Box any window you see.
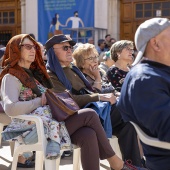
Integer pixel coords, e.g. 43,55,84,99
0,11,15,24
135,1,170,18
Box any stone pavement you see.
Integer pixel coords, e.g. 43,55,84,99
0,140,110,170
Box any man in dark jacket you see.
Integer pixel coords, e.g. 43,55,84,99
117,18,170,170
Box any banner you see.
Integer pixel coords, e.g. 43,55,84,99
38,0,94,44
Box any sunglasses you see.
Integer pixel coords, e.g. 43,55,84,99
20,44,38,50
53,45,73,51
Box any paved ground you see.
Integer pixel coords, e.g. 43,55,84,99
0,140,110,170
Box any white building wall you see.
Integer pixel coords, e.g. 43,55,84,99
95,0,108,29
21,0,38,39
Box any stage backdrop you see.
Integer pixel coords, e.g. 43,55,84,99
38,0,94,44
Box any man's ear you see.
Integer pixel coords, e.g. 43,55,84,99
150,37,160,52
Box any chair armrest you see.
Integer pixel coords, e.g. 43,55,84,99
11,115,44,143
130,121,170,150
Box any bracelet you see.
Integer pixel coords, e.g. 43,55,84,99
94,81,102,84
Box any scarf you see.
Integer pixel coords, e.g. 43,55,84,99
0,34,53,96
46,47,93,91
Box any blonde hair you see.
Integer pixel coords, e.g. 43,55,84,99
72,43,98,70
110,40,133,62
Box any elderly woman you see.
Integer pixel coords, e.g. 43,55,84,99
72,43,115,94
107,40,134,92
45,34,147,169
0,34,71,167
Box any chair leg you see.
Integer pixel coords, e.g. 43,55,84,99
9,141,15,157
0,123,4,147
45,159,56,170
56,155,61,170
11,151,19,170
35,151,44,170
109,136,122,159
73,147,81,170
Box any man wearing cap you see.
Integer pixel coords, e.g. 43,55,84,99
117,18,170,170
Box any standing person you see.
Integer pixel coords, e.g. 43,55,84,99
107,40,134,92
45,34,145,168
117,18,170,170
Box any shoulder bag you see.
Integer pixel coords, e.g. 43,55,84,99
45,89,80,122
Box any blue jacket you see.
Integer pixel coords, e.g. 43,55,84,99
117,60,170,170
84,101,112,138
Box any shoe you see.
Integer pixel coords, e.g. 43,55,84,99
17,160,35,168
122,160,148,170
61,151,72,159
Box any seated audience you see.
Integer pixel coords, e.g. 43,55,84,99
45,34,145,168
107,40,134,92
105,34,111,50
87,37,94,44
110,37,116,45
99,51,115,75
117,17,170,170
72,43,115,94
96,39,107,55
0,34,70,167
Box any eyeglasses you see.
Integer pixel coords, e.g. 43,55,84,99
126,47,134,54
20,44,38,50
53,45,73,51
84,56,98,62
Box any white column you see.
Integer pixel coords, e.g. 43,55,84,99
25,0,38,40
108,0,120,40
20,0,26,33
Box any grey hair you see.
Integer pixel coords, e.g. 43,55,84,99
110,40,133,62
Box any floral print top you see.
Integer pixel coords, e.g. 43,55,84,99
19,80,46,101
107,66,128,92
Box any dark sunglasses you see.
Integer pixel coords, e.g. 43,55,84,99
20,44,38,50
53,45,73,51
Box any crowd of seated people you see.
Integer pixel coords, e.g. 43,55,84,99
0,32,152,170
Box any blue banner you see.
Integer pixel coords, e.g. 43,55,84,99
38,0,94,44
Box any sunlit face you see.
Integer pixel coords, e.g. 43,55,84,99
83,52,99,71
154,26,170,65
19,38,36,68
53,42,73,67
118,46,134,63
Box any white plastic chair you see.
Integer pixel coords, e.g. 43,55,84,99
130,121,170,150
109,135,122,159
0,112,11,147
10,114,81,170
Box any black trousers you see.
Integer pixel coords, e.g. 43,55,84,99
110,105,142,166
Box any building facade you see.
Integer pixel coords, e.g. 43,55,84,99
0,0,170,45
